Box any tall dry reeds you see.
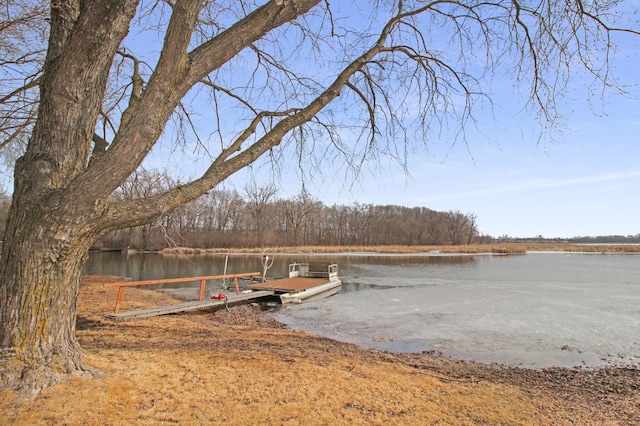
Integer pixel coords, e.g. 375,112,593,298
159,243,640,256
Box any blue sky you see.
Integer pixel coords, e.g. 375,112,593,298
257,99,640,239
333,84,640,238
139,2,640,240
217,46,640,239
203,84,640,239
0,2,636,239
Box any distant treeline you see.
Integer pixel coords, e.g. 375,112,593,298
1,182,635,250
95,183,483,250
495,235,640,244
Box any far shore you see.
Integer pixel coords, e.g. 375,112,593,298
149,242,640,256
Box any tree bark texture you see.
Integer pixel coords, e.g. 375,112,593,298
0,204,98,397
0,0,138,397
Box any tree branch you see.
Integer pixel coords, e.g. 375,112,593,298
76,0,323,205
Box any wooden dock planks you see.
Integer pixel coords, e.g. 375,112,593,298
106,290,275,319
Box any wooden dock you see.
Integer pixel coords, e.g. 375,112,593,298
106,290,275,320
103,264,341,319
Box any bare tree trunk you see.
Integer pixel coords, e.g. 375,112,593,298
0,199,98,398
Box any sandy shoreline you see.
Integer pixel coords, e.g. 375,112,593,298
1,276,638,425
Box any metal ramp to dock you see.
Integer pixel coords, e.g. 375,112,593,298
102,272,265,319
106,290,274,319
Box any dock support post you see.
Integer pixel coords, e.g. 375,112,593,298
115,287,125,313
234,277,239,294
199,279,207,300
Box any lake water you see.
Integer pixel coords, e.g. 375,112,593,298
84,251,640,369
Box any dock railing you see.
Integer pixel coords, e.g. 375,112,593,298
288,262,338,279
103,272,260,313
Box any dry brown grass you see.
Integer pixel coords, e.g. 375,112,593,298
1,276,637,425
160,243,640,256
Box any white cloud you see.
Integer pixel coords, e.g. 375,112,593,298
424,170,640,201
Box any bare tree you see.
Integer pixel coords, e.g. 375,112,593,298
0,190,10,239
210,189,245,234
466,213,478,245
244,182,279,246
445,210,468,245
0,0,638,397
278,188,321,245
325,204,350,245
0,1,48,172
110,168,178,249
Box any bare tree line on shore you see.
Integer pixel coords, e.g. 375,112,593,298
93,170,481,250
